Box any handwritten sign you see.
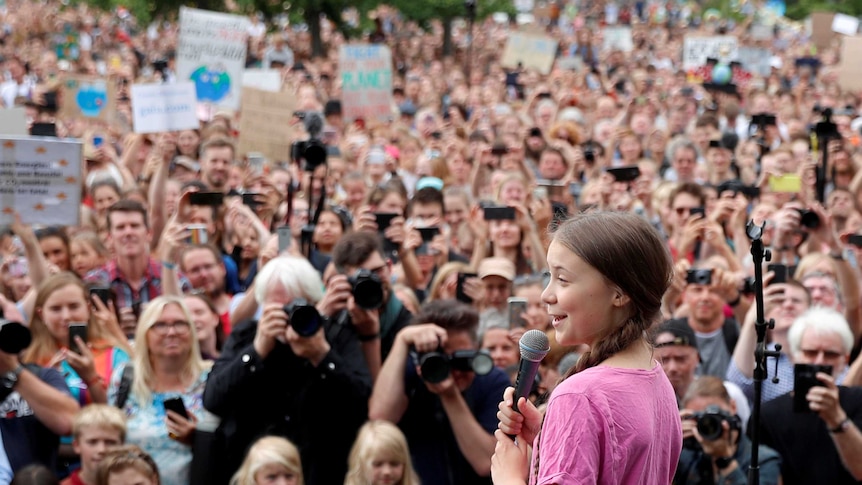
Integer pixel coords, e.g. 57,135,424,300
177,7,249,111
339,44,394,122
0,137,82,225
736,47,772,77
60,75,116,122
501,33,558,75
242,69,282,92
131,82,199,134
682,36,738,70
811,12,836,49
237,87,299,163
0,108,27,136
602,26,633,52
838,36,862,92
832,13,859,36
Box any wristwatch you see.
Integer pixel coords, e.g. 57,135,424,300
0,365,24,391
830,417,852,434
714,456,734,470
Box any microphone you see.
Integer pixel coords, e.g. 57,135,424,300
512,329,550,413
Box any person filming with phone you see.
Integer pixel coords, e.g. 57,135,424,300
757,307,862,484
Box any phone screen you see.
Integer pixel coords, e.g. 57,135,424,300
68,323,88,354
277,226,291,253
507,297,528,329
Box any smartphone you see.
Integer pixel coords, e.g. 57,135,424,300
189,192,224,206
848,234,862,248
186,224,208,245
537,180,566,198
248,152,265,175
417,227,440,242
277,226,291,253
68,323,88,354
769,174,802,193
533,186,548,201
456,272,478,304
89,286,112,306
793,364,832,413
607,165,641,182
507,297,528,329
689,207,706,218
374,213,399,232
93,135,104,148
767,264,790,284
242,192,262,207
30,122,58,137
483,206,516,221
163,397,189,419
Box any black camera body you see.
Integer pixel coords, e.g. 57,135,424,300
686,269,713,286
691,405,741,441
795,208,821,229
412,348,494,383
283,298,323,337
291,138,327,172
348,269,385,310
0,319,32,355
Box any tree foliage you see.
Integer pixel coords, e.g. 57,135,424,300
784,0,862,20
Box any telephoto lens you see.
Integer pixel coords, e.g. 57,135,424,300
283,299,323,337
416,351,450,384
348,269,384,310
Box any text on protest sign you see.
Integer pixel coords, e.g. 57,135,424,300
501,33,559,75
0,137,82,226
339,45,394,122
177,7,249,111
131,82,200,134
682,36,739,70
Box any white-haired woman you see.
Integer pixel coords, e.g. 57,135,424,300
108,295,212,485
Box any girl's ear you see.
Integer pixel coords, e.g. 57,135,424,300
613,289,630,308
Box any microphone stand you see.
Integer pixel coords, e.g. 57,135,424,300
814,107,838,204
301,170,327,261
746,221,782,485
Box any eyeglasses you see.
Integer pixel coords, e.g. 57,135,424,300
800,348,844,361
150,320,191,335
674,207,698,216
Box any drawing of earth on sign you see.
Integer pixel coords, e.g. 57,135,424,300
74,81,108,117
190,65,231,102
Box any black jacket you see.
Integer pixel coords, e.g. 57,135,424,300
202,317,371,485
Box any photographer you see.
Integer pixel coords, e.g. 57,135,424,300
369,299,509,485
203,256,371,485
676,376,781,485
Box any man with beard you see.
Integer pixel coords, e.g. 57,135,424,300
180,244,232,331
198,137,234,193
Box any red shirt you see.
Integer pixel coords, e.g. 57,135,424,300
60,470,88,485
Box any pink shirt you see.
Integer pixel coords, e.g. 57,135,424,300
530,362,681,485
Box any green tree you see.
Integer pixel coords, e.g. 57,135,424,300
393,0,516,56
783,0,862,20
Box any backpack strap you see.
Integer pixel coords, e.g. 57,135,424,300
115,364,134,409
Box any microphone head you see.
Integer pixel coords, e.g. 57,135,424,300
519,329,550,362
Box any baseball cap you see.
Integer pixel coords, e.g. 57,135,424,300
478,257,516,282
653,319,698,350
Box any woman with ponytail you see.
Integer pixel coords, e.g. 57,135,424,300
492,211,682,484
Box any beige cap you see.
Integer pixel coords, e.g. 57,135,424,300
478,257,516,281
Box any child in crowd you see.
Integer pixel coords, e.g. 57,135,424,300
94,446,159,485
345,420,420,485
61,405,127,485
230,436,304,485
69,231,109,279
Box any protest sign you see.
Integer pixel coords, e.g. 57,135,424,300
177,7,249,111
0,108,27,136
0,136,82,225
237,87,299,162
59,75,116,122
736,47,772,77
339,44,394,122
602,26,633,52
131,82,199,134
838,36,862,92
242,69,282,92
682,36,738,70
501,32,559,75
832,13,859,36
811,12,836,48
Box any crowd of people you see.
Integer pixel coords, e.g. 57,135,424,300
2,0,862,483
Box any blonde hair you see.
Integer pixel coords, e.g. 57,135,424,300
230,436,304,485
130,296,209,406
24,272,129,365
427,262,468,302
95,445,160,485
794,252,839,281
345,421,420,485
73,404,127,442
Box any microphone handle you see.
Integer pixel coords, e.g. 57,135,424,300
508,358,541,439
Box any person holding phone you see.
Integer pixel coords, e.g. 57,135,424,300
758,307,862,484
493,212,681,485
108,296,212,485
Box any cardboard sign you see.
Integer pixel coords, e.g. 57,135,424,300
339,44,394,122
501,33,559,75
59,75,116,122
0,136,82,225
838,36,862,92
237,87,299,163
242,69,282,92
682,36,738,69
736,47,772,77
0,108,27,136
832,13,860,36
131,82,199,134
811,12,836,48
602,26,633,52
177,7,249,111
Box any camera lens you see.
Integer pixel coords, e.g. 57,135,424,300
470,351,494,376
796,209,821,229
418,352,450,384
0,320,32,354
284,300,322,337
696,414,724,441
352,271,384,310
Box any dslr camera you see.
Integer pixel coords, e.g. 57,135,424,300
347,269,385,310
795,208,821,229
283,299,324,337
0,309,31,354
411,348,494,384
291,111,328,172
689,405,742,441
